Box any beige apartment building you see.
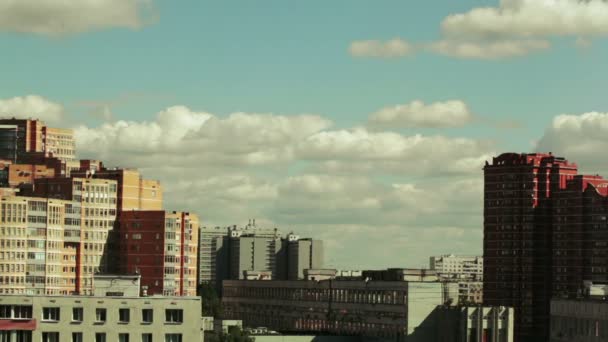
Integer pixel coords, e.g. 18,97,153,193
42,127,75,162
0,294,203,342
0,176,118,296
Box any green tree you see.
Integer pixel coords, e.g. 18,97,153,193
198,283,223,317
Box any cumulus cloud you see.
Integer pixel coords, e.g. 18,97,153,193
71,103,493,266
0,0,155,36
368,100,473,128
296,128,494,175
351,0,608,60
428,39,550,59
536,112,608,173
441,0,608,39
349,38,414,58
75,105,332,168
0,95,65,123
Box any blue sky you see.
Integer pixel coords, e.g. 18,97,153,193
2,0,608,267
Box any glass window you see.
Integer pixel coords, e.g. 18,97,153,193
142,334,153,342
42,332,59,342
165,309,183,323
42,307,60,321
72,308,83,322
119,308,130,323
142,309,153,323
95,308,107,323
95,333,106,342
72,332,83,342
164,334,182,342
119,334,130,342
14,331,32,342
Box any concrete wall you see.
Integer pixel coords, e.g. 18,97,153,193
0,295,204,341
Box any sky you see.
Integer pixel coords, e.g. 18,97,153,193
1,0,608,269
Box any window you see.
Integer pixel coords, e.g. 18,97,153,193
13,306,32,319
42,332,59,342
72,307,83,322
95,308,107,323
14,331,32,342
142,334,153,342
142,309,153,323
72,332,83,342
0,305,32,319
119,334,130,342
95,333,106,342
42,307,60,321
165,309,183,323
164,334,182,342
119,308,130,323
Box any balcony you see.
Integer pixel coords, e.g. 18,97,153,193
0,318,37,331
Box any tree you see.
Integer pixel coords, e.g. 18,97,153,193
198,283,223,318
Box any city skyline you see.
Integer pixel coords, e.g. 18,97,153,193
2,0,608,269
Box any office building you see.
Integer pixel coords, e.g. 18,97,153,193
199,224,329,290
437,306,514,342
550,282,608,342
197,226,231,290
118,210,199,297
222,278,444,341
0,294,204,342
286,234,324,280
430,255,483,281
484,153,578,342
228,228,284,280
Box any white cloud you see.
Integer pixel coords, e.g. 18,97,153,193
72,103,492,267
0,95,65,124
428,39,550,59
0,0,154,36
75,106,332,168
368,100,473,128
349,38,413,58
441,0,608,39
296,128,494,175
352,0,608,60
536,112,608,173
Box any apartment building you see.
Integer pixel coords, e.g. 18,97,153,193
71,165,162,211
0,119,75,163
484,153,578,342
118,211,199,297
0,294,203,342
0,176,118,296
222,279,443,341
41,127,75,162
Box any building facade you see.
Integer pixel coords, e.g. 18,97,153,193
483,153,578,342
198,225,324,291
0,119,75,163
0,294,203,342
550,298,608,342
430,255,483,281
437,306,514,342
118,210,199,297
287,234,324,281
222,279,443,341
0,180,117,296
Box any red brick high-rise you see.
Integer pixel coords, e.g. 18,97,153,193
118,210,199,297
483,153,577,342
